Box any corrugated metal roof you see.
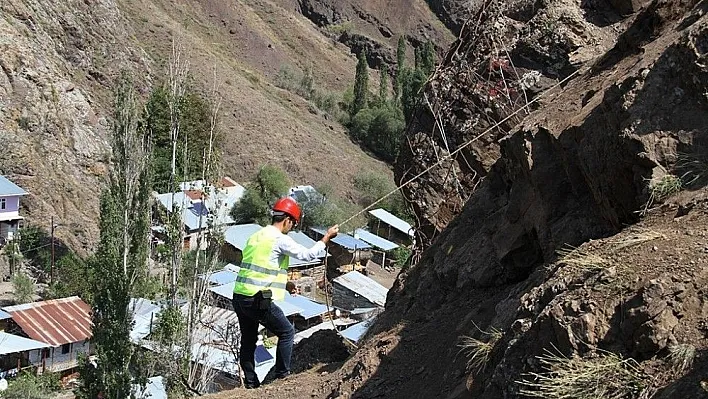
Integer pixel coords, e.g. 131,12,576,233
0,331,51,354
353,229,399,251
288,231,327,267
199,269,239,286
284,294,328,319
310,227,372,250
223,224,263,250
333,271,388,308
368,209,415,237
0,175,27,196
0,309,11,319
3,296,92,346
156,183,241,231
274,299,303,317
341,318,375,343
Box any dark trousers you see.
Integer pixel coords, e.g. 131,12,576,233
232,293,295,387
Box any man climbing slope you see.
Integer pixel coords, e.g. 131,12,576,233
232,196,339,388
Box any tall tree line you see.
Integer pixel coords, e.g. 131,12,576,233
348,37,436,163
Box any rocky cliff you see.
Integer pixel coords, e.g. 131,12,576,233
213,0,708,397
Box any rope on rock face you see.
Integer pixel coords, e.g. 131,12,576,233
319,67,583,350
337,67,582,228
322,244,359,350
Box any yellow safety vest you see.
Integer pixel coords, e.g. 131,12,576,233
233,226,289,301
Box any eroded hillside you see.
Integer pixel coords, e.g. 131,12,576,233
0,0,457,250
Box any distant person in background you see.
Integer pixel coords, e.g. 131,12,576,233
232,197,338,388
286,281,298,296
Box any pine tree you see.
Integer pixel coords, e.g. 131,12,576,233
379,65,389,105
351,49,369,117
78,72,152,399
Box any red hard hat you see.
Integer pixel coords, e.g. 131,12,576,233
272,197,301,221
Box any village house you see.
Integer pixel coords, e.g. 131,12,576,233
332,271,389,311
0,331,51,379
2,296,92,376
352,228,399,269
153,177,245,252
368,208,415,246
0,175,27,245
308,227,372,268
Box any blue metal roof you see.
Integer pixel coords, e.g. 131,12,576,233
0,309,11,319
284,294,328,319
310,227,371,250
273,299,304,317
255,345,274,363
368,209,414,237
199,269,238,285
223,224,263,250
0,175,27,196
353,229,399,251
0,331,51,355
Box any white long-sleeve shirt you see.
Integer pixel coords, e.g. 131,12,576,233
266,226,326,268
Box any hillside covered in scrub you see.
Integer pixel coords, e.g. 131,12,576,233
210,0,708,398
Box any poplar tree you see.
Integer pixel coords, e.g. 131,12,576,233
78,72,152,398
351,50,369,117
379,65,389,105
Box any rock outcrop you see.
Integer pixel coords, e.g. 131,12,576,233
324,0,708,397
0,0,150,251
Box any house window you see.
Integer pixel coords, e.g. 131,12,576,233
61,343,71,354
0,198,5,210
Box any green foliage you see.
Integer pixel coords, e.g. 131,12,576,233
144,83,219,193
132,274,164,300
401,67,428,124
11,272,34,304
351,50,369,117
392,246,411,269
378,65,389,105
46,253,94,303
350,103,405,162
153,304,185,346
78,72,152,399
230,165,291,225
18,225,51,273
2,372,60,399
300,195,364,233
353,170,411,220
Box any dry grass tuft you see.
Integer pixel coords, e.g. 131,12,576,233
641,174,683,216
667,343,696,374
518,348,650,399
458,327,503,373
556,245,610,274
609,230,666,252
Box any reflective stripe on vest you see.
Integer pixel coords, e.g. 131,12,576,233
233,226,289,301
